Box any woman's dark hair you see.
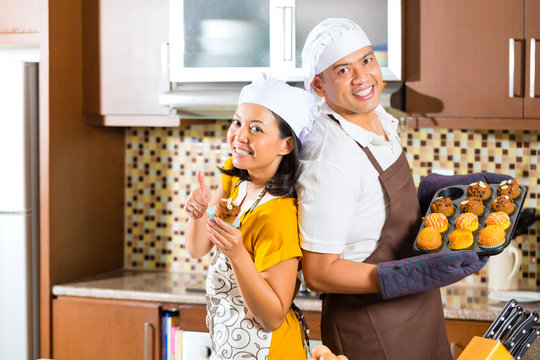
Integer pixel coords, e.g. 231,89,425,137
219,111,302,198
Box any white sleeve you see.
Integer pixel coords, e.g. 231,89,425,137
297,160,359,254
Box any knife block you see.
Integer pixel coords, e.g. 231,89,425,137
458,336,513,360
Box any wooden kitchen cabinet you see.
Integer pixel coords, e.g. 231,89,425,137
171,303,323,340
53,296,161,360
445,319,491,358
82,0,177,126
405,0,540,129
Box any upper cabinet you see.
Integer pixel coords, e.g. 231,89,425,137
162,0,402,118
0,0,39,43
83,0,176,126
524,0,540,118
168,0,402,83
405,0,540,128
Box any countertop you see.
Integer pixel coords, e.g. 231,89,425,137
52,269,540,319
53,269,540,358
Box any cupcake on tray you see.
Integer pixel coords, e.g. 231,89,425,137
491,195,515,215
417,227,443,251
497,179,520,199
448,228,474,250
478,225,506,250
430,197,455,217
459,197,484,216
424,213,449,232
467,181,491,200
455,212,479,232
485,212,511,230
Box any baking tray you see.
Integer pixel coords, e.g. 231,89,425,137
414,183,528,256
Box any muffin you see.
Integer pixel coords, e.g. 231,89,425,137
485,211,511,230
417,227,443,250
448,228,474,250
460,197,484,216
424,213,449,232
478,225,506,249
214,198,241,223
491,195,515,214
455,212,479,231
497,179,520,199
430,197,455,217
467,181,491,200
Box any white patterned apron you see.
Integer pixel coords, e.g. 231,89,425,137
206,248,272,360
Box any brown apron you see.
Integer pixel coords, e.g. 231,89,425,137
320,126,452,359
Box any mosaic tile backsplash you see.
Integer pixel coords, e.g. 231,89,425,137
125,123,540,288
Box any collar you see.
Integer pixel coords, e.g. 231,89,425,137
320,101,399,147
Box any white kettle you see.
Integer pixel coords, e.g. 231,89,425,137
488,240,522,292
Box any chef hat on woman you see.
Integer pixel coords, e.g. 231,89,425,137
301,18,372,93
238,73,317,143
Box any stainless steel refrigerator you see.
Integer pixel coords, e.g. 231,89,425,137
0,57,39,360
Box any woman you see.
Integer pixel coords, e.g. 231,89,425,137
184,73,316,359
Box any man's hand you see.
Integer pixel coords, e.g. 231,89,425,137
377,251,488,299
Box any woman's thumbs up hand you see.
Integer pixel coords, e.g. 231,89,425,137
185,170,211,219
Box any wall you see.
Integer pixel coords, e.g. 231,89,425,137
125,124,539,289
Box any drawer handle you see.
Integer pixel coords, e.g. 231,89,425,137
531,38,536,98
144,322,154,360
509,38,515,98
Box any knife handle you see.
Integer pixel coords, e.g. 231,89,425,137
484,298,518,339
513,328,540,359
502,308,530,348
506,311,538,350
492,306,524,341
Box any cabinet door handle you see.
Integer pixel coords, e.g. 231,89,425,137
531,38,536,98
509,38,515,98
144,322,154,360
161,42,171,92
281,6,293,62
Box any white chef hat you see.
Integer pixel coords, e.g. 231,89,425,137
301,18,372,92
238,73,317,143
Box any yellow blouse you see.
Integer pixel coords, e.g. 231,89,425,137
221,157,306,359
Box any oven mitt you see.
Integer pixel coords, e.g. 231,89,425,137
417,172,513,215
377,251,488,300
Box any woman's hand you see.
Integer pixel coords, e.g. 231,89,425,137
185,171,211,219
207,217,245,259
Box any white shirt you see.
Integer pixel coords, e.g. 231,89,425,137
297,102,403,262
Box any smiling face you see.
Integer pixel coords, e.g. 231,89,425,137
227,103,293,182
311,46,383,123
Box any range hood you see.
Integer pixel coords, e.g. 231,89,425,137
159,82,405,120
159,83,247,119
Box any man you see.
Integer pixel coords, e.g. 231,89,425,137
297,18,486,359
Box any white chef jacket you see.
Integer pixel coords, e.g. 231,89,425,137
297,101,403,262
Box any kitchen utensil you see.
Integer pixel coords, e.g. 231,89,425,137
488,240,522,292
414,184,528,256
511,327,540,359
457,336,514,360
492,305,523,341
489,291,540,303
484,299,519,339
502,311,538,349
501,309,529,348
